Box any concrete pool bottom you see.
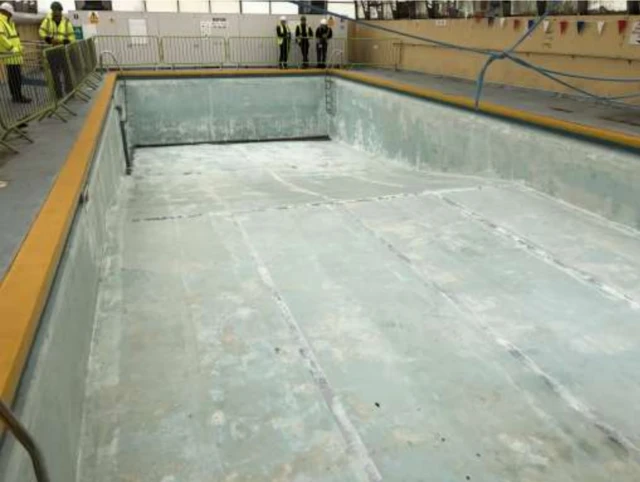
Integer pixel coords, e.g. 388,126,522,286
78,140,640,481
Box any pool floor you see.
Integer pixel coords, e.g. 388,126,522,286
78,141,640,481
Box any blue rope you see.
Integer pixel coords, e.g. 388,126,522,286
474,12,548,108
287,2,640,109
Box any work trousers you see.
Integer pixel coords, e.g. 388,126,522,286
279,41,289,69
49,49,73,99
299,39,310,68
316,41,328,68
5,64,23,101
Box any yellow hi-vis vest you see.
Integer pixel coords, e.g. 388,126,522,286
39,13,75,44
0,13,22,65
276,24,290,45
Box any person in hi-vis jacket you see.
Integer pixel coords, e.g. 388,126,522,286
295,16,313,68
276,16,291,69
315,18,333,69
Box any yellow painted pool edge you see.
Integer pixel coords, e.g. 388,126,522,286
1,68,638,405
0,74,117,403
331,70,640,150
119,68,327,78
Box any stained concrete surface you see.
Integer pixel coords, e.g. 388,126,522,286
0,94,98,279
79,140,640,481
358,69,640,137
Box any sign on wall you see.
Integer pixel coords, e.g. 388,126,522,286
201,18,228,37
630,21,640,45
89,12,99,24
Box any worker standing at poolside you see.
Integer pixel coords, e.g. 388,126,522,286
276,16,291,69
0,2,30,103
39,1,75,99
295,16,314,69
315,18,333,69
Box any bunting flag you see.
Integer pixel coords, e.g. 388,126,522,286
559,20,569,34
513,19,521,30
597,20,605,35
488,16,495,27
543,20,550,33
618,19,628,34
577,20,586,34
500,18,506,28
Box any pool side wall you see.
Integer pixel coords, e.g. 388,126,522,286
0,85,126,482
330,76,640,229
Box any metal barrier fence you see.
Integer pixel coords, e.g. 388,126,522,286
93,35,353,69
162,36,226,67
94,36,163,68
0,38,100,153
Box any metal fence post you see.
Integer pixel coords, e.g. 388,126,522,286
158,36,165,66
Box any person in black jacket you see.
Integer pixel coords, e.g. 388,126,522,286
276,16,291,69
315,18,333,69
295,16,314,68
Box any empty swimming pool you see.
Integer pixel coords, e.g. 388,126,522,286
2,71,640,482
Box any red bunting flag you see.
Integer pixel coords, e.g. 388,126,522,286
513,19,521,30
559,20,568,34
618,19,628,34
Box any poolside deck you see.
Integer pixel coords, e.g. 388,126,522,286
78,140,640,481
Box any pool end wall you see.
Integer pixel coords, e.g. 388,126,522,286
0,81,126,482
126,76,328,147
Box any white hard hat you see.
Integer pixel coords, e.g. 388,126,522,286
280,16,286,21
320,18,327,25
0,2,14,14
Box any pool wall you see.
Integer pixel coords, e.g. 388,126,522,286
330,77,640,229
0,87,127,482
125,76,328,147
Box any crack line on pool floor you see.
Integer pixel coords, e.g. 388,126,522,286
437,194,640,311
129,185,482,224
339,201,640,457
205,179,382,482
233,215,382,482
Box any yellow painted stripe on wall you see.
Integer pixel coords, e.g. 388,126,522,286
0,74,117,403
332,70,640,150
